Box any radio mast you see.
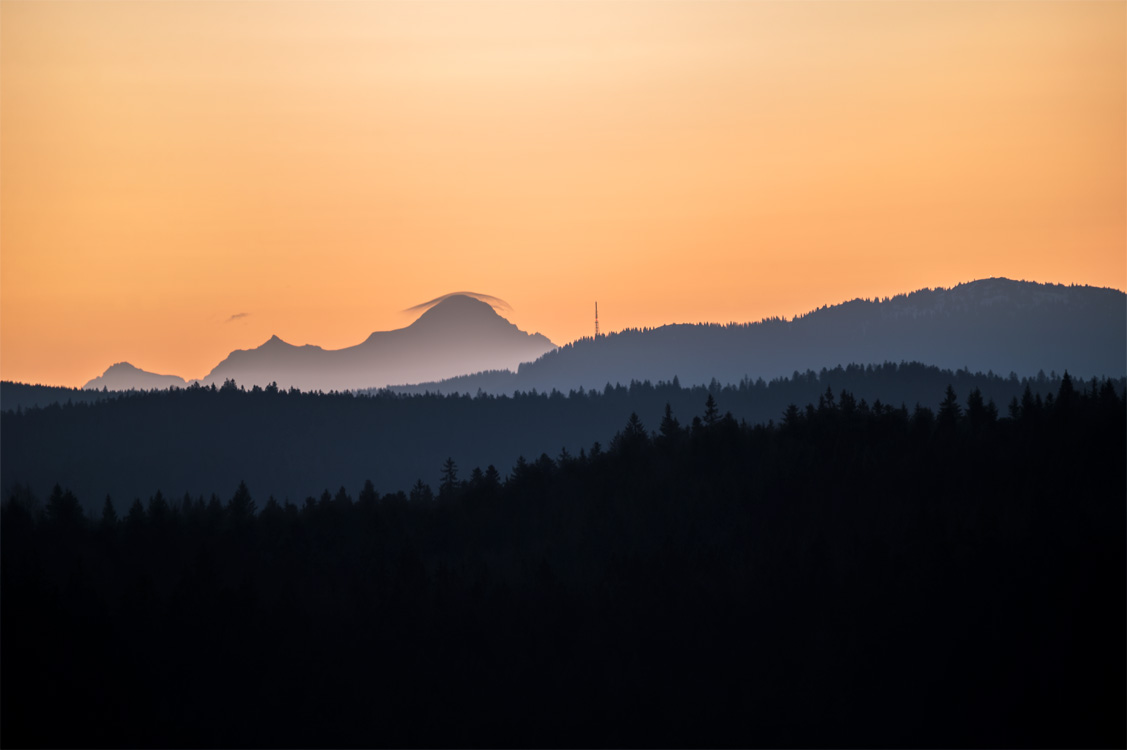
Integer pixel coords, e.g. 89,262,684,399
595,302,599,338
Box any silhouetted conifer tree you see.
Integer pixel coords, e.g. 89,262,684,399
260,496,283,524
410,479,433,504
469,467,485,488
147,490,169,526
100,495,118,530
1057,370,1076,410
358,479,378,509
228,481,256,521
45,484,83,528
966,388,989,433
125,498,146,533
819,386,836,412
206,493,225,528
332,486,352,509
1021,384,1039,419
938,385,961,431
703,394,720,426
440,457,459,498
483,465,502,490
658,403,682,444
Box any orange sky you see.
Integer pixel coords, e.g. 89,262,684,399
2,1,1124,387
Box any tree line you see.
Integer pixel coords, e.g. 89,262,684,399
2,375,1123,748
4,361,1117,512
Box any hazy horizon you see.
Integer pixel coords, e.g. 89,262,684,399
4,276,1124,389
0,277,1116,393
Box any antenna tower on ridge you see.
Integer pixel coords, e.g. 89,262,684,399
595,301,600,338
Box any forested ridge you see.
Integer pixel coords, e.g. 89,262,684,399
5,361,1118,512
3,375,1123,748
386,279,1127,394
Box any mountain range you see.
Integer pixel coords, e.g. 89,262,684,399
388,278,1126,395
84,295,557,392
80,278,1126,394
83,362,188,391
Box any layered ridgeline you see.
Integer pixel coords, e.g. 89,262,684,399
388,279,1126,395
76,279,1124,396
6,364,1121,514
81,295,556,393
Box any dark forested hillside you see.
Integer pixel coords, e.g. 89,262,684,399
3,377,1123,748
1,381,118,412
4,363,1117,512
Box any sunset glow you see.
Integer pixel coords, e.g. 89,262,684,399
3,0,1124,387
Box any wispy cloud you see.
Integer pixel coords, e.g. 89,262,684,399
226,312,250,323
403,292,512,315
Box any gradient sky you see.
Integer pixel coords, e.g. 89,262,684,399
2,1,1124,387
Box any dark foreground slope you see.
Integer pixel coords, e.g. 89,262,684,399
3,379,1123,748
4,364,1118,512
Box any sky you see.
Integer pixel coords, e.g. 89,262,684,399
2,0,1124,387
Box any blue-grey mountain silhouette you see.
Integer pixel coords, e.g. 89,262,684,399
388,278,1126,395
196,294,556,391
83,362,187,391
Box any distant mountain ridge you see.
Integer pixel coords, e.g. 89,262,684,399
83,295,557,392
387,278,1126,395
82,279,1125,394
197,295,556,391
83,362,187,391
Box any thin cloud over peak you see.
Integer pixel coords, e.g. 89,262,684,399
226,312,250,323
403,292,513,316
